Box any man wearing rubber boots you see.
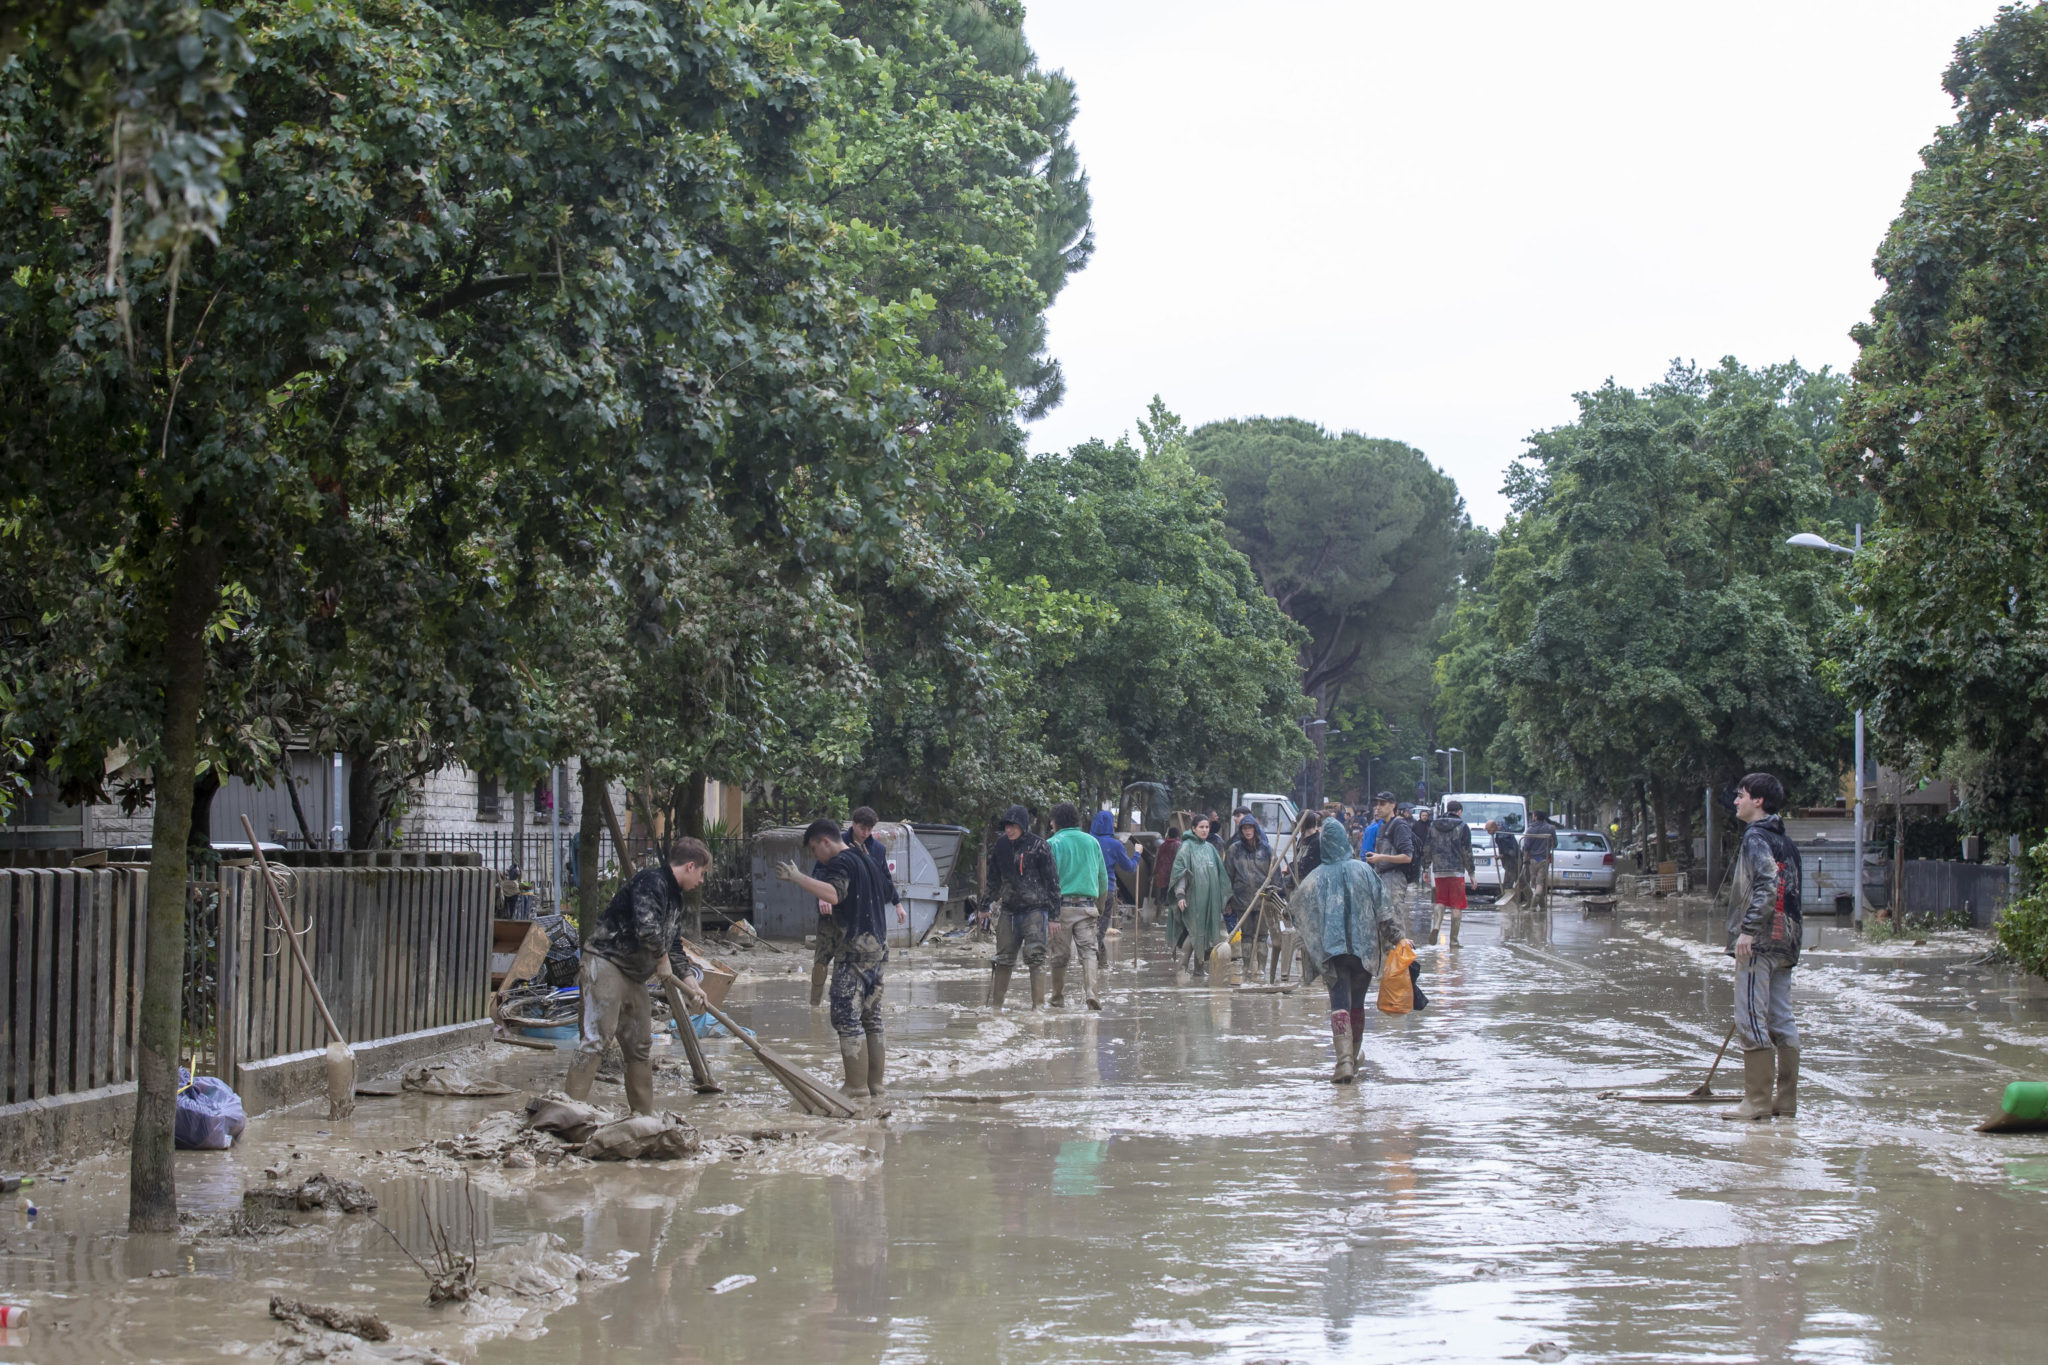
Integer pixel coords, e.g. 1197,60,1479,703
810,806,901,1009
565,840,712,1115
777,820,906,1099
1045,802,1107,1010
1723,772,1803,1121
986,803,1060,1010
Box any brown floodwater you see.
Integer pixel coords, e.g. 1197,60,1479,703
2,898,2044,1363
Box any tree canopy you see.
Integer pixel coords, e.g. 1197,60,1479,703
1834,0,2048,837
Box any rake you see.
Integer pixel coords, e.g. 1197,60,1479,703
696,1000,860,1119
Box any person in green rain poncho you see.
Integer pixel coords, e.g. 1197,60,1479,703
1168,814,1228,979
1287,817,1406,1084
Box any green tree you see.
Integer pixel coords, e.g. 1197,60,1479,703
1833,1,2048,836
1,0,905,1228
981,407,1312,807
1443,360,1850,854
1185,416,1462,725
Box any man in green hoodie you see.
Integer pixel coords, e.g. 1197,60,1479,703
1046,801,1109,1010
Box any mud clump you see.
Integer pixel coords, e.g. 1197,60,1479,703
245,1172,379,1215
269,1296,392,1342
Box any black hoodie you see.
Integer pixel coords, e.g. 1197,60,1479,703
987,804,1060,915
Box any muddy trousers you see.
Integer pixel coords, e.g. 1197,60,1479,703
810,915,846,1007
1734,957,1799,1050
990,908,1050,969
830,953,887,1097
1049,902,1101,1007
566,953,656,1115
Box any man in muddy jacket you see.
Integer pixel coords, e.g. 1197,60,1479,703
1046,802,1108,1010
567,841,711,1115
986,803,1060,1010
1723,772,1803,1121
1364,793,1418,924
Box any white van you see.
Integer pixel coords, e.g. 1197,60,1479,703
1440,792,1527,898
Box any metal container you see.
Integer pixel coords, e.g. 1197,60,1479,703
751,822,965,947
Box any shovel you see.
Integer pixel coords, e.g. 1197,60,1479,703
1600,1022,1740,1104
241,817,356,1120
696,1000,860,1119
659,978,724,1095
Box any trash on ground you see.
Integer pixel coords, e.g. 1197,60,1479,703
582,1112,700,1161
401,1063,516,1097
174,1069,246,1150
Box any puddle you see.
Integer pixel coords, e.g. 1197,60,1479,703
0,925,2043,1361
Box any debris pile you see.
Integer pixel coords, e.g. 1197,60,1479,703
407,1094,699,1167
244,1172,379,1215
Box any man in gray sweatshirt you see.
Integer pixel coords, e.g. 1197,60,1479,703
1723,772,1803,1121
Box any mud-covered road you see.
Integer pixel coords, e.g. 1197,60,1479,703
4,900,2045,1363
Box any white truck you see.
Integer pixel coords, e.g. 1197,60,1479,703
1231,790,1304,869
1439,792,1528,899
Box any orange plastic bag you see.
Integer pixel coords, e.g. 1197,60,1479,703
1377,940,1417,1014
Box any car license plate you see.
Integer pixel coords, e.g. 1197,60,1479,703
1563,870,1592,879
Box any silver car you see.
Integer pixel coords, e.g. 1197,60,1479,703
1549,830,1616,892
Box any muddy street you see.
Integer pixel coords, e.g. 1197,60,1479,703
4,903,2045,1364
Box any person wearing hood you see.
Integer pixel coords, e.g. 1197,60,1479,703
1722,772,1804,1122
1286,817,1404,1083
985,803,1060,1010
1090,809,1137,903
1047,802,1109,1010
1168,814,1228,979
1224,812,1277,948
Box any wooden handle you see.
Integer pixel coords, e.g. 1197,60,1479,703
242,815,347,1047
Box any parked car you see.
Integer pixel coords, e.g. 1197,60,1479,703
1550,830,1617,892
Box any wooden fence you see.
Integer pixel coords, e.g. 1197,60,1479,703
0,869,146,1105
217,865,495,1081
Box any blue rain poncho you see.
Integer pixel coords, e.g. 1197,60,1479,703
1090,810,1137,880
1287,818,1400,983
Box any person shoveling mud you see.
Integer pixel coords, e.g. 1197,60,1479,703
565,839,712,1115
775,819,906,1099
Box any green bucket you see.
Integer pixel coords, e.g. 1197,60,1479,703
2000,1081,2048,1121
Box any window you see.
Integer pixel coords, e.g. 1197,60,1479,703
1556,832,1608,852
476,774,501,818
1458,800,1525,833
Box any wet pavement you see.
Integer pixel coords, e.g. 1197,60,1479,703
3,900,2046,1363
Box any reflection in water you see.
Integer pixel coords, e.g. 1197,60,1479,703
3,904,2046,1364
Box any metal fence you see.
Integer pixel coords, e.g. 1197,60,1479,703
216,865,495,1081
0,868,147,1105
1900,859,2014,928
378,830,753,915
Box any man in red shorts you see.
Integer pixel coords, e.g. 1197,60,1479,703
1429,799,1476,943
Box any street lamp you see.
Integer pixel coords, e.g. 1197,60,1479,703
1788,526,1865,925
1409,755,1427,804
1434,747,1463,794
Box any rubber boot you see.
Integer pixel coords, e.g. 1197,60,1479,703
624,1059,655,1116
1050,965,1067,1008
1330,1012,1356,1084
1082,955,1101,1011
563,1053,601,1102
1449,914,1462,945
838,1035,870,1099
1029,966,1048,1012
1773,1045,1799,1117
989,965,1013,1012
809,961,827,1009
1721,1047,1776,1120
1348,1007,1365,1073
864,1028,886,1099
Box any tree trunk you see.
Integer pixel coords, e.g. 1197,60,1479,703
1650,776,1672,868
576,761,606,940
346,748,380,850
680,771,707,840
131,545,221,1232
1635,781,1654,872
283,759,317,846
1673,797,1695,873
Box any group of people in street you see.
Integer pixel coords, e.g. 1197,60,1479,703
557,771,1805,1116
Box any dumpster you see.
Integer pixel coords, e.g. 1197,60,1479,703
751,822,965,946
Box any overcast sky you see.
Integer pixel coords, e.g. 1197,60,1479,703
1019,0,2003,527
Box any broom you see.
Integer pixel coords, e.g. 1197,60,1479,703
241,817,356,1120
696,1000,859,1119
660,978,724,1094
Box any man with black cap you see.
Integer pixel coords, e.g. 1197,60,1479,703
985,803,1060,1010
